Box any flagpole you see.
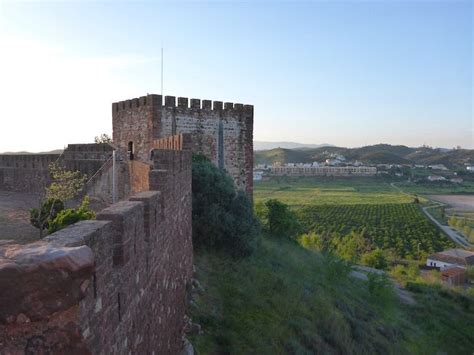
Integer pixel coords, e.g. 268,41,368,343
161,46,164,97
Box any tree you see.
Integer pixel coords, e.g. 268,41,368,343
448,216,458,227
463,225,471,238
192,155,258,257
94,133,112,144
30,199,64,239
257,199,301,238
47,162,88,201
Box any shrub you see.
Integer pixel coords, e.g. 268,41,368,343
192,156,258,258
48,196,95,233
361,249,388,270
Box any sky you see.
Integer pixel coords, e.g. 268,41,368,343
0,0,472,152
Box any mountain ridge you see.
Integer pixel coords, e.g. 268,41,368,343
254,144,474,168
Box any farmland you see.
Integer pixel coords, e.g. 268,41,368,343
254,177,417,206
254,177,457,260
297,204,455,258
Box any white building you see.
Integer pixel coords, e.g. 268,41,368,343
427,175,446,182
270,165,377,177
429,164,448,171
466,166,474,172
253,171,264,181
426,249,474,270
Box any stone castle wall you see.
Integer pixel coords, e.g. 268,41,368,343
0,144,114,196
0,154,60,193
112,94,254,195
0,145,193,353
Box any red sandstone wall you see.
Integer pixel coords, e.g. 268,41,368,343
0,148,193,354
112,94,254,196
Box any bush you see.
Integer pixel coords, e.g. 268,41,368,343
192,156,258,258
48,196,95,233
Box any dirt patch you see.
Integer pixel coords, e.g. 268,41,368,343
429,195,474,211
0,191,41,244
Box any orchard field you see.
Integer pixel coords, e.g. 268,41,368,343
254,177,457,259
297,203,455,258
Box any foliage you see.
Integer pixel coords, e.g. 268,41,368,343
46,162,87,202
389,263,420,286
256,199,301,238
366,273,395,308
30,198,64,237
94,133,112,144
192,157,258,257
48,196,95,233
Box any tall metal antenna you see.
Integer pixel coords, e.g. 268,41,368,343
161,45,164,97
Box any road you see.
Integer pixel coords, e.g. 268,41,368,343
390,182,472,248
421,205,472,248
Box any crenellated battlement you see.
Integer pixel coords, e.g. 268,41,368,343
113,94,253,113
0,144,193,353
112,93,254,195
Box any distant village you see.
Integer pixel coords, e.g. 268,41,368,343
254,151,474,182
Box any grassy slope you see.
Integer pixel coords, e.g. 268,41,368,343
189,237,474,354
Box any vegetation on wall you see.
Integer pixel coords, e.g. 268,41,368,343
94,133,113,144
29,162,94,238
191,155,259,258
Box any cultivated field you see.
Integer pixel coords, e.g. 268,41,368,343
254,177,417,206
428,195,474,211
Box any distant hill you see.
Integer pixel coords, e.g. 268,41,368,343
254,144,474,168
254,141,332,151
0,149,63,155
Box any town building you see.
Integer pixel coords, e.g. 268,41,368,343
270,165,376,177
427,175,446,182
429,164,448,170
426,249,474,270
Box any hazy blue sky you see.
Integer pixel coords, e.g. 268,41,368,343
0,0,472,152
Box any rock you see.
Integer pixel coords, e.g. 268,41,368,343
349,270,369,281
181,337,194,355
191,279,204,293
188,323,201,336
0,241,94,323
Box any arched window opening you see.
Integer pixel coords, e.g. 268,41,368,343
128,141,134,160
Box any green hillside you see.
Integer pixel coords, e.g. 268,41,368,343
254,144,474,168
189,237,474,354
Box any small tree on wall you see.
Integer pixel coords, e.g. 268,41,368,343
30,162,92,238
94,133,112,144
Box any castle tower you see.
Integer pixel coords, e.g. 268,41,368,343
112,94,254,195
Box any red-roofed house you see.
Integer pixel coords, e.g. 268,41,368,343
441,267,468,286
